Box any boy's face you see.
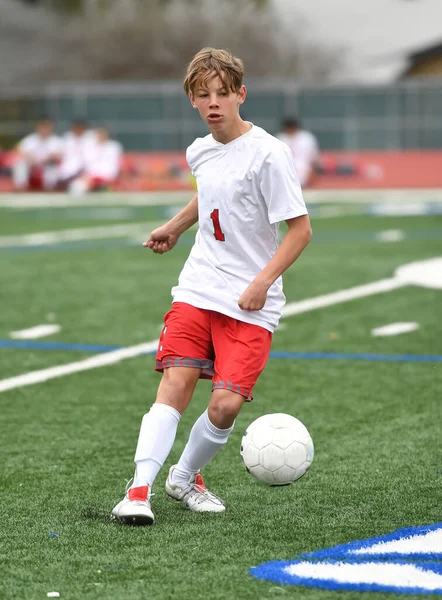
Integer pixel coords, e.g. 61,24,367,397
36,121,53,138
190,74,246,130
72,123,86,136
96,128,108,143
285,125,298,135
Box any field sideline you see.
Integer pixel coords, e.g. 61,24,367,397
0,190,441,600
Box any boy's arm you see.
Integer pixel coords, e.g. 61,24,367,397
238,214,312,311
143,193,198,254
168,193,199,234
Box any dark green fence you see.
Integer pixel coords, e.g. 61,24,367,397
1,79,441,151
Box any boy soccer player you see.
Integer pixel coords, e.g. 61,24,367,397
12,118,63,191
111,48,312,525
277,118,320,188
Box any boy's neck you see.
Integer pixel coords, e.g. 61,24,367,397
211,119,252,145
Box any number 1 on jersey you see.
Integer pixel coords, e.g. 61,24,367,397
210,209,225,242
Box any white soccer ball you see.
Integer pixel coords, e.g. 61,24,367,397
240,413,314,485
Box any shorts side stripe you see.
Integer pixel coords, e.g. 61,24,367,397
212,380,252,401
156,357,214,371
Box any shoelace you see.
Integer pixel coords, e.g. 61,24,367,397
179,482,223,505
125,478,155,500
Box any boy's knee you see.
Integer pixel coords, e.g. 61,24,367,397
156,367,201,413
208,390,244,428
163,366,198,390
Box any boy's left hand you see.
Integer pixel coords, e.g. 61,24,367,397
238,280,268,311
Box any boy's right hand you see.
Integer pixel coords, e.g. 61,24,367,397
143,225,179,254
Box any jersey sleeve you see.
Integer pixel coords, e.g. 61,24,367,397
107,142,123,179
50,136,64,154
185,147,194,176
19,135,33,153
258,143,308,225
304,132,320,162
186,136,211,177
312,135,320,161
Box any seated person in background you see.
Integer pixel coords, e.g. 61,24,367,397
277,117,320,188
0,146,9,176
57,119,97,188
12,118,63,191
69,127,122,195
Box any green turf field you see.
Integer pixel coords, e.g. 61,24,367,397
0,193,441,600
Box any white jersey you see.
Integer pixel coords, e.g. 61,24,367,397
277,130,319,186
18,133,63,166
172,124,308,333
58,130,97,179
85,140,122,180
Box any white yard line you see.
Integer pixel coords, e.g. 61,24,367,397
282,278,405,317
305,189,442,205
0,222,164,247
0,278,405,395
282,256,441,319
10,324,61,339
0,341,159,393
0,257,439,395
0,189,442,208
375,230,405,242
371,322,419,337
0,192,190,208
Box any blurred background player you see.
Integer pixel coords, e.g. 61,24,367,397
277,117,320,188
57,119,97,189
12,118,63,191
69,127,122,195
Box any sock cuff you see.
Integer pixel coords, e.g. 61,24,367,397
203,409,234,438
149,402,181,423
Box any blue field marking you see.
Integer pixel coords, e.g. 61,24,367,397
2,228,442,255
250,522,442,595
251,557,442,595
271,351,442,363
0,340,122,353
1,339,442,363
0,238,139,254
299,522,442,562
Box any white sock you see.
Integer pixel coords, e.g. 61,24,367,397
68,177,88,195
43,165,59,190
133,403,181,488
172,409,234,484
12,161,29,189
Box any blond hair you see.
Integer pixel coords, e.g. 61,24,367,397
183,47,244,96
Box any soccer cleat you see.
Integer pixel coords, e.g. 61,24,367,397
165,465,226,513
111,480,155,525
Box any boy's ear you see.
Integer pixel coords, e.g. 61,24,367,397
189,92,197,109
237,85,247,106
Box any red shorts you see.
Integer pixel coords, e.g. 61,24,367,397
155,302,272,401
28,167,44,191
89,176,113,190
